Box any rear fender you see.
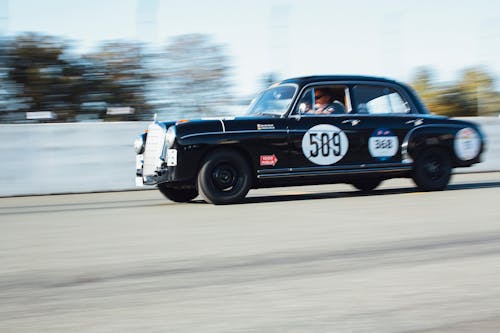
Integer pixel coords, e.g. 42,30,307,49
403,124,483,167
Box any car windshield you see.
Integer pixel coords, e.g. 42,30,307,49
246,85,297,117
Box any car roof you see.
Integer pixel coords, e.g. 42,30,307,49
278,75,401,86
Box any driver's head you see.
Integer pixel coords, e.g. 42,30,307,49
314,88,333,105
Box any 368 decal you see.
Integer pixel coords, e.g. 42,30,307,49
373,138,393,150
368,128,398,161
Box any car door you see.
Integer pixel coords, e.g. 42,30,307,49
226,117,290,172
349,83,425,165
286,85,365,173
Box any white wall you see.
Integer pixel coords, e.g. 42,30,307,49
0,122,148,196
0,118,498,196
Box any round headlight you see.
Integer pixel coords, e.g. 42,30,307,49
165,126,176,148
134,134,146,154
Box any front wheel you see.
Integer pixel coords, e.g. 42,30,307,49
412,147,452,191
197,149,251,205
158,183,198,202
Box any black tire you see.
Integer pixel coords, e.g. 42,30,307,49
412,147,452,191
197,149,251,205
351,178,382,192
157,183,198,202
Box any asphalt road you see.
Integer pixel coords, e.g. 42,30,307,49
1,172,500,332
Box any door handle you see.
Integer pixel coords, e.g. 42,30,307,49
405,118,424,126
342,119,361,126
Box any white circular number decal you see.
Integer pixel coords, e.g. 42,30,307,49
368,128,399,161
301,124,349,165
454,127,480,161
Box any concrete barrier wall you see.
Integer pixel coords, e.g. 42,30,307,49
0,122,148,196
0,117,499,196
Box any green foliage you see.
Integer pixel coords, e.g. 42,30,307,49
410,66,500,117
0,34,154,122
0,32,233,122
1,33,82,121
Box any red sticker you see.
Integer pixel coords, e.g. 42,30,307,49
260,154,278,166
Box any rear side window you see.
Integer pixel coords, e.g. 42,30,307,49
352,85,411,114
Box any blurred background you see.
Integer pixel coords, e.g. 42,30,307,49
0,0,499,123
2,3,500,332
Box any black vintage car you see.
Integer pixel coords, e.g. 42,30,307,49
134,75,485,204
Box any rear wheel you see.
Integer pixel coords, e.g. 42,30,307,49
158,183,198,202
351,178,382,192
412,147,452,191
197,149,251,205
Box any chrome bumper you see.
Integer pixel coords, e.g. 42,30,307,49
135,149,177,186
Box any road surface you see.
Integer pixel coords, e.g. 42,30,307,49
1,172,500,332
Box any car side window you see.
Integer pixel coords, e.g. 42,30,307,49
293,85,350,116
352,85,411,114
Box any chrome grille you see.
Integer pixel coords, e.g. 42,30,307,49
142,123,166,177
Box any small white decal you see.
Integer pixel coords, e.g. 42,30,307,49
136,154,143,170
135,154,144,187
257,124,275,130
368,128,399,161
167,149,177,166
301,124,349,165
454,127,480,161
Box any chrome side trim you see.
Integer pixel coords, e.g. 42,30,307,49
258,163,410,174
402,124,465,147
180,129,288,140
257,166,412,179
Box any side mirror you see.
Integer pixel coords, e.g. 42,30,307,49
298,103,309,114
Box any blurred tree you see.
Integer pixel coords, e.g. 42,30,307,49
2,31,498,123
259,72,280,90
411,66,455,115
2,33,82,122
0,38,14,119
454,67,497,116
411,66,435,100
410,66,499,117
82,41,153,121
158,34,232,117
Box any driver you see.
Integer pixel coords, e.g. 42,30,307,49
310,88,345,114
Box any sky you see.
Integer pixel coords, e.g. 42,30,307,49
2,0,499,95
